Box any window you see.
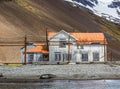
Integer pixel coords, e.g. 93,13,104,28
28,53,34,63
82,53,88,61
63,53,72,61
55,52,61,61
77,45,83,49
63,53,68,61
59,38,66,48
43,54,49,61
93,52,99,61
37,54,43,61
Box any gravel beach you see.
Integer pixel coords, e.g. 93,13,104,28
0,63,120,81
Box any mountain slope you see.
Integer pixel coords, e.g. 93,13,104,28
0,0,120,63
65,0,120,24
0,0,102,38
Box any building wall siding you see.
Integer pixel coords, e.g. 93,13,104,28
49,44,106,62
21,45,35,63
49,31,76,62
49,31,106,62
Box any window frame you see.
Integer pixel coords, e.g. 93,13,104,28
82,52,88,61
59,38,66,48
77,45,84,49
55,52,61,61
28,53,34,63
93,52,99,61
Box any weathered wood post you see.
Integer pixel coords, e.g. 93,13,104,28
68,35,70,63
24,35,27,65
111,51,113,62
104,37,107,62
63,54,64,62
46,28,49,51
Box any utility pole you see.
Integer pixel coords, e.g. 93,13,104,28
24,35,27,65
111,51,112,62
68,35,70,63
104,38,106,62
46,28,49,51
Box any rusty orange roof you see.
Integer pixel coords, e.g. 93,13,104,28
48,32,57,39
48,32,107,44
71,33,107,44
26,44,48,53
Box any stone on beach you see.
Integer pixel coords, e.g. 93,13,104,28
0,73,3,77
40,74,56,79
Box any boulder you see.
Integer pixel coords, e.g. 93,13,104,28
40,74,56,79
0,73,3,77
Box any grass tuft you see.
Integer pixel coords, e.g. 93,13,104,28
6,63,23,66
15,0,38,14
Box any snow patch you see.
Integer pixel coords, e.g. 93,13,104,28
98,0,113,3
64,0,120,24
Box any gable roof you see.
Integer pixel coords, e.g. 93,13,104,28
48,30,77,40
26,44,49,54
48,30,107,44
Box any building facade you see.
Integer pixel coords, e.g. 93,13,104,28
21,30,107,63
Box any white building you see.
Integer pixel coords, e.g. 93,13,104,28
21,30,107,63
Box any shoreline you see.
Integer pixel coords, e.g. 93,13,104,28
0,63,120,83
0,77,120,83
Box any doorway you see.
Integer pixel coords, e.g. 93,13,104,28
55,52,61,61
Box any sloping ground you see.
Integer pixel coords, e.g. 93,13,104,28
0,0,120,63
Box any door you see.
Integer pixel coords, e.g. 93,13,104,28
55,52,61,61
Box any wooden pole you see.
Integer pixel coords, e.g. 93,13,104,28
63,54,64,62
106,43,107,61
68,35,70,63
104,38,106,62
111,51,112,62
46,28,49,51
24,35,27,65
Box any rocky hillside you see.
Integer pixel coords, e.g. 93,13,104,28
0,0,120,63
66,0,120,24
